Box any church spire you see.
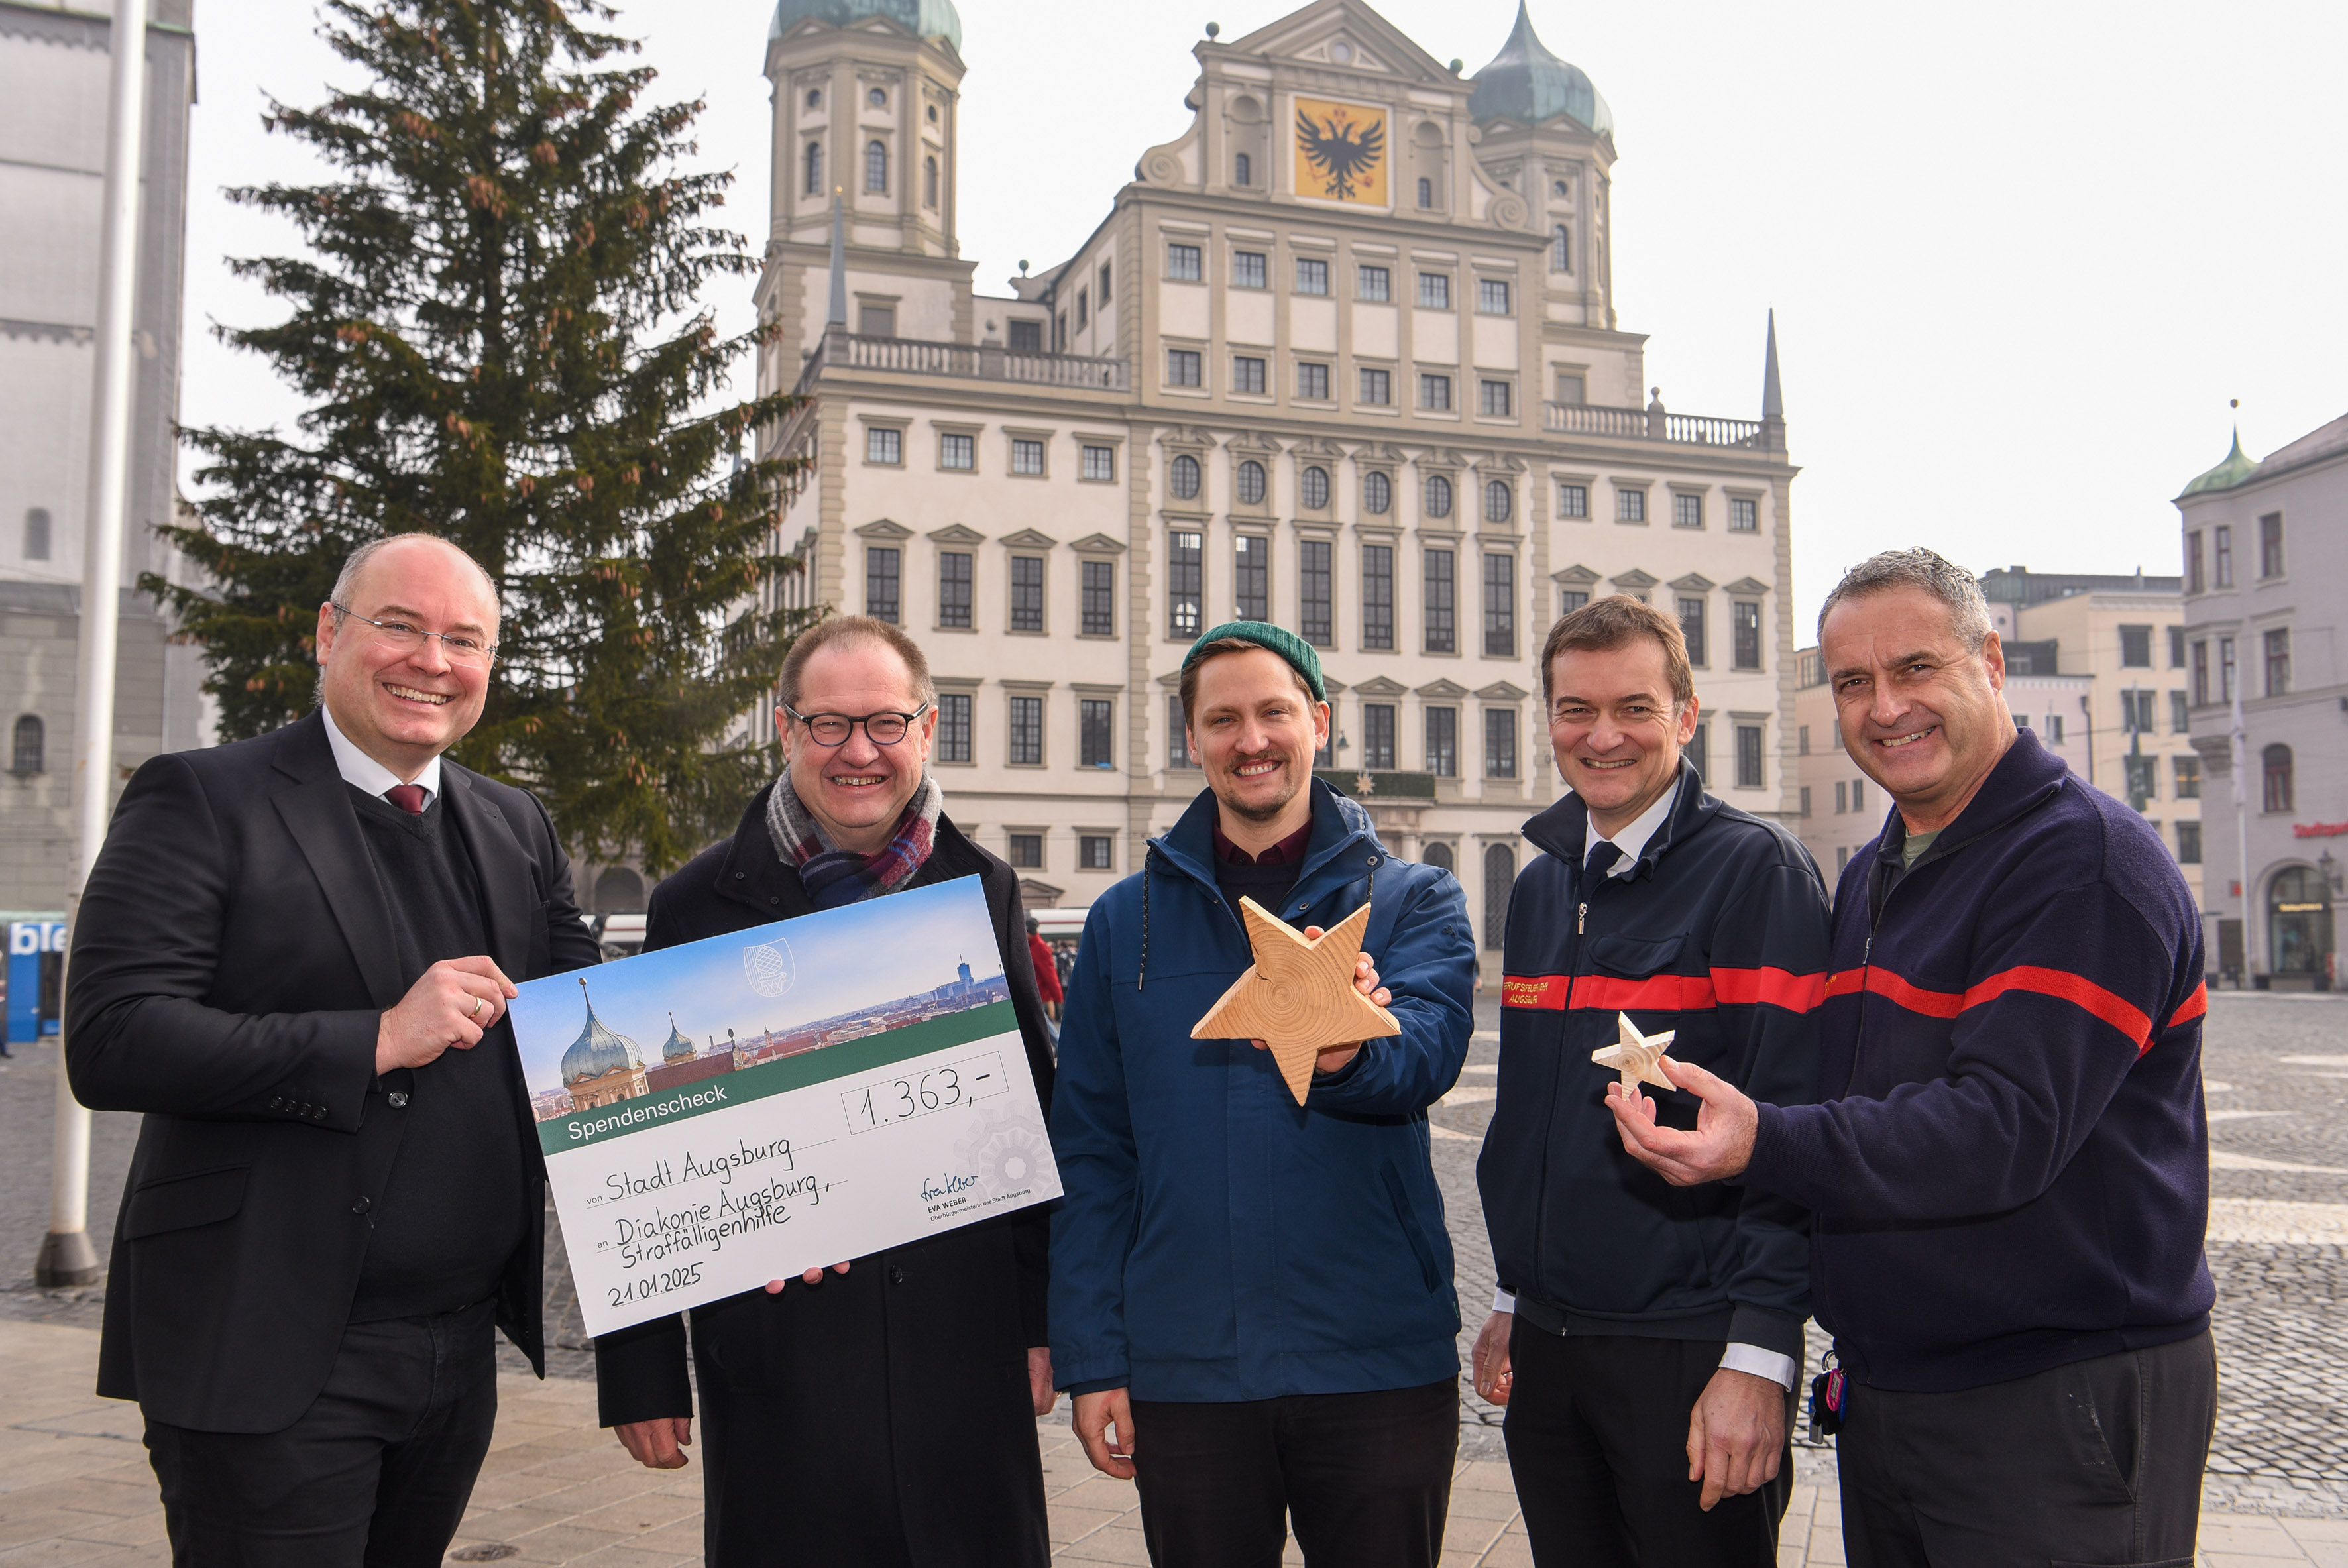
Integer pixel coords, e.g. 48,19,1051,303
1761,309,1783,420
827,185,848,328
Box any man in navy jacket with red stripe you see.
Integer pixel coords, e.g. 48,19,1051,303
1475,596,1832,1567
1612,550,2216,1568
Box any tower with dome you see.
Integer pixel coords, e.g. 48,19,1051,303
749,0,1801,952
560,979,650,1113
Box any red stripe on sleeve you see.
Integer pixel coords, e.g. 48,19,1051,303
2167,981,2208,1031
1710,966,1828,1013
1958,965,2154,1051
1863,968,1965,1018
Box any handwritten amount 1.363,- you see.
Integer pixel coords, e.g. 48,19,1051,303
842,1050,1009,1135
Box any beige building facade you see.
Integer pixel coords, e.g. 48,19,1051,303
749,0,1801,948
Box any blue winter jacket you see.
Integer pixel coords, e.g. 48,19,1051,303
1048,781,1477,1402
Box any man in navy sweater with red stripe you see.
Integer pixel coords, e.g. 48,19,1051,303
1612,549,2216,1568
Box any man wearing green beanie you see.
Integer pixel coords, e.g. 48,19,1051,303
1049,624,1477,1567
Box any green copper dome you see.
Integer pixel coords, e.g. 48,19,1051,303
769,0,961,51
661,1014,695,1064
1469,3,1614,139
2181,429,2257,496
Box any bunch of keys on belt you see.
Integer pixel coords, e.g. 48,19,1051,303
1807,1349,1846,1441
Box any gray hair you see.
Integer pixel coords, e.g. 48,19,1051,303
328,533,502,623
1817,547,1993,651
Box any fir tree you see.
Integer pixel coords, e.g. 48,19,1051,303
154,0,811,873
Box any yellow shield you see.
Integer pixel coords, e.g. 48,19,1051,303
1292,97,1388,205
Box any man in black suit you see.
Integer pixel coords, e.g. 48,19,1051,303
66,533,602,1566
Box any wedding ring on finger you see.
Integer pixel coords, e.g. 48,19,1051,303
471,995,487,1021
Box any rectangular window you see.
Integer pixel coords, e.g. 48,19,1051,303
1799,785,1812,817
2259,512,2284,577
1007,697,1044,765
937,692,972,763
2119,625,2152,667
1476,278,1511,314
1729,496,1758,532
1558,483,1588,519
1420,373,1452,411
1232,250,1267,289
1167,347,1202,386
2017,713,2033,730
1799,724,1811,756
2126,754,2158,803
2048,715,2064,744
2192,640,2209,706
1076,288,1088,328
2264,628,2290,695
1011,438,1046,476
1080,834,1114,870
2185,530,2204,594
1732,601,1762,671
2168,625,2186,668
2169,690,2189,734
1359,367,1391,405
866,427,902,465
1363,703,1396,770
1673,492,1703,529
1009,319,1044,353
1734,725,1764,789
1424,549,1455,653
1299,539,1333,645
1677,596,1707,666
2219,636,2236,702
1484,708,1518,779
1099,261,1112,303
1081,559,1115,636
1008,832,1043,868
1836,845,1850,875
1080,699,1114,767
1168,242,1202,280
1294,257,1329,295
939,431,975,471
2176,820,2202,864
2214,524,2233,587
1235,536,1268,622
1081,444,1115,481
858,304,895,337
866,547,901,624
2174,754,2200,800
1687,722,1708,784
1425,706,1457,776
1483,553,1515,657
1233,355,1266,394
1617,488,1646,523
1297,361,1331,401
1479,379,1513,417
1416,272,1451,309
1555,371,1585,404
1169,530,1202,638
1361,544,1394,650
1010,555,1044,631
1835,780,1848,814
1358,264,1391,301
1557,589,1588,615
938,551,972,628
1167,694,1196,768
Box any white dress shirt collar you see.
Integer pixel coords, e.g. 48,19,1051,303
1582,771,1680,879
321,706,442,807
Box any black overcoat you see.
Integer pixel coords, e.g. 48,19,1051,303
594,785,1056,1568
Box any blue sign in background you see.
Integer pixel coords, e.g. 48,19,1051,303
7,919,67,1045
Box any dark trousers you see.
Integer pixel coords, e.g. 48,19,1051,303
144,1302,499,1568
1502,1326,1792,1568
1836,1329,2217,1568
1129,1380,1459,1568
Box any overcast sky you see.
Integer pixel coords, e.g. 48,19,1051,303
178,0,2348,632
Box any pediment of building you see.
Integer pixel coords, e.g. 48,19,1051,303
1414,678,1469,699
1553,563,1600,585
1724,577,1771,596
1068,532,1127,555
1475,681,1530,702
927,523,986,545
1223,0,1461,89
1353,675,1409,697
1610,568,1658,591
854,517,914,539
1670,572,1714,592
1000,528,1058,549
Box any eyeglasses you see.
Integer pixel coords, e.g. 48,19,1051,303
783,703,932,747
331,604,498,665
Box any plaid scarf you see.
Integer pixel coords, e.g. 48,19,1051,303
764,773,944,910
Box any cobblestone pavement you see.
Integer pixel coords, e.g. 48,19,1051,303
5,989,2346,1560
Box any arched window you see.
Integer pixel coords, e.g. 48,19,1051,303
1424,474,1452,518
1482,844,1516,948
2263,743,2294,813
805,88,822,110
10,714,42,775
923,154,938,209
1300,465,1330,510
866,139,888,194
867,86,887,109
22,508,50,561
1551,223,1572,274
1235,151,1252,188
804,141,822,196
1169,453,1201,500
1424,840,1453,875
1236,459,1267,506
1485,481,1512,524
1417,176,1433,209
1363,471,1391,515
593,866,645,913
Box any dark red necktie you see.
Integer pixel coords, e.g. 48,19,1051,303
386,784,427,816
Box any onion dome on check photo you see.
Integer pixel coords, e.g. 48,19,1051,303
561,979,645,1085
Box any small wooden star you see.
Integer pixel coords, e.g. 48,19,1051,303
1354,771,1377,797
1591,1011,1675,1092
1192,897,1401,1104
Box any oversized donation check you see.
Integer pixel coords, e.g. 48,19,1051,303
508,876,1060,1337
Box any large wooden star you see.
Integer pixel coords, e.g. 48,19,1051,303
1591,1011,1676,1092
1192,897,1402,1105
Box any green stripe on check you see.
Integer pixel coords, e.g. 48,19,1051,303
539,1001,1019,1154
